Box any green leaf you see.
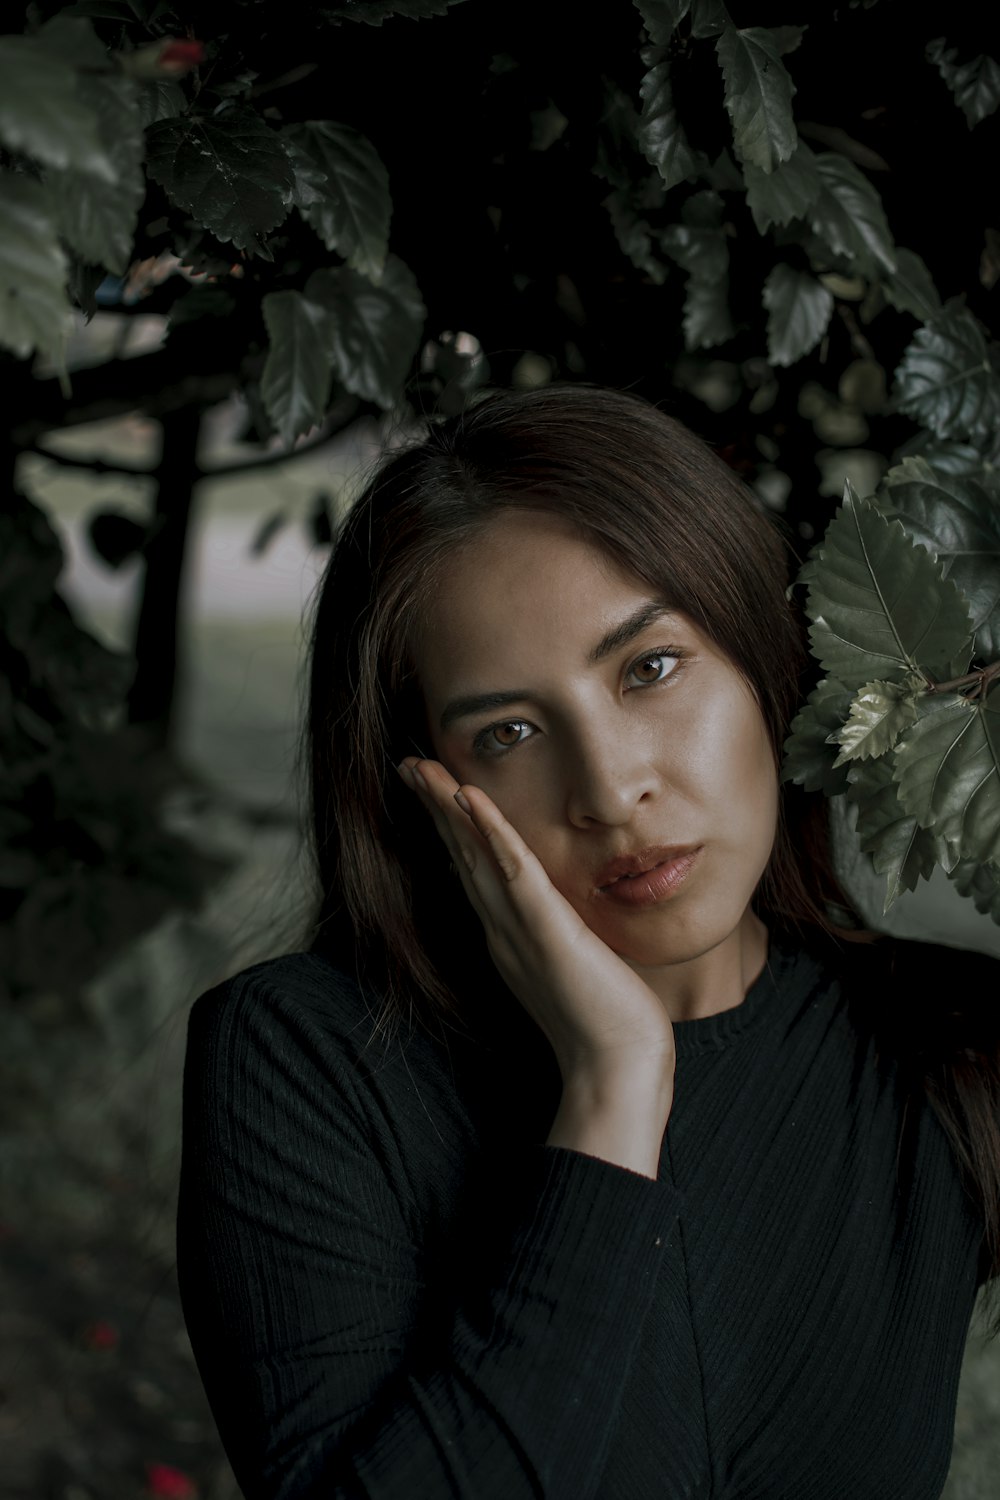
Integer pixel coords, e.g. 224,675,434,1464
323,0,468,22
283,133,330,212
604,192,668,283
683,278,735,350
29,15,144,275
594,80,642,192
689,0,727,37
847,755,941,909
767,25,805,55
881,247,941,322
701,148,743,192
832,679,918,764
763,264,833,367
121,0,177,22
660,220,728,282
657,194,732,348
145,106,294,254
781,675,854,794
804,483,973,684
949,857,1000,925
136,80,187,128
0,173,74,367
60,2,142,16
927,39,1000,128
168,285,237,331
0,27,115,182
43,64,144,275
715,24,797,173
260,290,333,447
808,153,895,276
680,188,725,229
892,300,1000,445
67,258,106,319
895,437,1000,478
633,0,692,45
742,140,821,233
894,689,1000,865
306,255,426,408
637,44,702,190
283,122,391,284
874,457,1000,659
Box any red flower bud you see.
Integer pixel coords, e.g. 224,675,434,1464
158,40,205,73
118,38,205,79
82,1319,119,1350
145,1463,197,1499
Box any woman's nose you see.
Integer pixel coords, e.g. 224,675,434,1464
563,727,663,828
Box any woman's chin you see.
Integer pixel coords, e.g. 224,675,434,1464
591,912,748,972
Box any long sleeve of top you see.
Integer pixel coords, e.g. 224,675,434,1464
176,937,996,1500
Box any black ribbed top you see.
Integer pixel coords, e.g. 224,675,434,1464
176,937,993,1500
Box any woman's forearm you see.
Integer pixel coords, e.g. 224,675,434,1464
546,1067,674,1180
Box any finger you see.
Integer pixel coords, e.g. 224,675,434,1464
404,759,544,941
398,759,496,926
403,759,581,941
403,763,594,998
448,779,532,886
411,760,512,879
400,758,471,863
450,779,597,959
422,767,550,895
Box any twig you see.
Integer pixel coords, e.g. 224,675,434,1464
249,63,318,99
835,303,875,361
25,447,153,479
204,420,357,477
924,662,1000,699
25,408,360,484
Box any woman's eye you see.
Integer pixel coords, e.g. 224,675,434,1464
625,650,682,688
473,719,534,757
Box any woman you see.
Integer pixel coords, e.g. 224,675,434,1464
177,384,1000,1500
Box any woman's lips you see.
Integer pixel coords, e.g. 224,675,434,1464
595,846,702,907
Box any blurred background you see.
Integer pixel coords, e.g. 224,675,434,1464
2,2,999,1496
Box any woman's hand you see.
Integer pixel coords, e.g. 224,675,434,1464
397,757,676,1106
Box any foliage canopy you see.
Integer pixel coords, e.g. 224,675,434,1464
2,0,1000,998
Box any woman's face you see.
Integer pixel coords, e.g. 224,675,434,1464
411,508,779,972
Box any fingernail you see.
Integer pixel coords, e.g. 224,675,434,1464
411,765,428,790
396,761,416,789
454,789,472,814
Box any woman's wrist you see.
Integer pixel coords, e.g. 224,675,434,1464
546,1066,674,1181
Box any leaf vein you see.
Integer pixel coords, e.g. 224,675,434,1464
850,503,912,665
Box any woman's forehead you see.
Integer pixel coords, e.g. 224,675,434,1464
416,510,649,633
408,511,703,703
428,507,651,603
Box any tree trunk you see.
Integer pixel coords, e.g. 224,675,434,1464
127,404,202,751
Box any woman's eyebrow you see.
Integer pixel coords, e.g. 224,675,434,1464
587,599,674,665
440,689,529,731
438,600,675,731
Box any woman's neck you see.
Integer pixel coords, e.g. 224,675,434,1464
624,909,770,1024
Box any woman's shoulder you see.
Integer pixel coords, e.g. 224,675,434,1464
190,943,366,1026
184,942,417,1093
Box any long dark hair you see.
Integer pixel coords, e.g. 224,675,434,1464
296,384,1000,1309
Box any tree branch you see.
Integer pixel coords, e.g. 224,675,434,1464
205,399,362,477
23,395,364,484
7,347,241,445
924,662,1000,697
26,447,153,479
